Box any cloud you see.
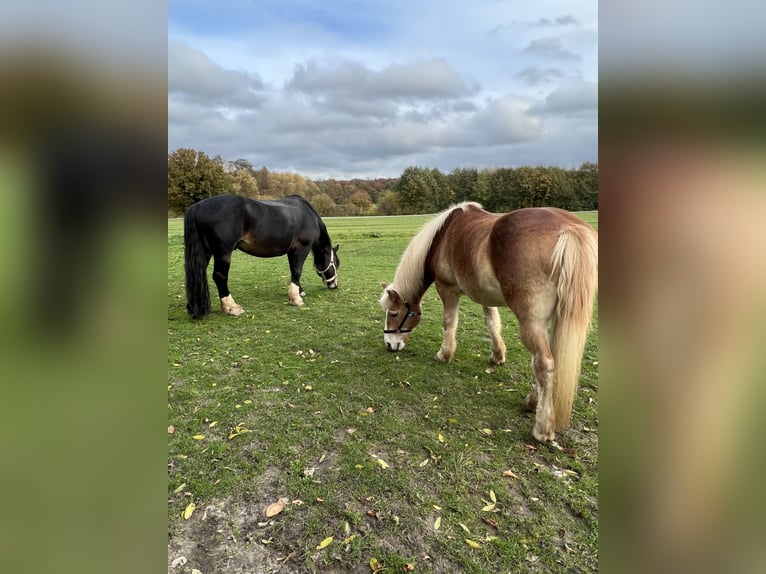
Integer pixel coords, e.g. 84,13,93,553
522,38,580,61
168,38,264,108
472,96,543,144
515,66,564,86
287,58,475,101
532,15,581,27
530,79,598,114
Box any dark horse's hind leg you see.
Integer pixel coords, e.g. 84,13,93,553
286,246,310,306
212,252,244,316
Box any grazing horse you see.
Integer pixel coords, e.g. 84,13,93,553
379,202,597,443
184,194,340,319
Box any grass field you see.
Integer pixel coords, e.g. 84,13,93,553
168,211,598,573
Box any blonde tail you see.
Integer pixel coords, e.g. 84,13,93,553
550,225,598,430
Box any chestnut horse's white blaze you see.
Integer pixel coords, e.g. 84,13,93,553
379,202,597,443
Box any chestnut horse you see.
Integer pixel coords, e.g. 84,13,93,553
379,202,597,443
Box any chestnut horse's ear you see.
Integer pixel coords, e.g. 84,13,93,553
385,288,403,305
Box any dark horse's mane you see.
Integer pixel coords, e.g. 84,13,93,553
286,194,331,250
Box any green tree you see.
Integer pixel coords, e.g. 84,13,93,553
448,167,479,204
575,162,598,210
396,166,450,214
168,148,232,214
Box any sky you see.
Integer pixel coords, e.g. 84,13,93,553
168,0,598,180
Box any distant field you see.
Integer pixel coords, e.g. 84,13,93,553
168,210,599,573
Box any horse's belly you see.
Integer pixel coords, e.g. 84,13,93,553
237,237,288,257
461,277,506,307
455,251,506,306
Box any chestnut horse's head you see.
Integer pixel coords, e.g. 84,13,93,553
379,282,422,352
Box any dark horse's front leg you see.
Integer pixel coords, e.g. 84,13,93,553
286,247,310,306
212,252,244,316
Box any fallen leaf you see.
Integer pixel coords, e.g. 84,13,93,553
438,434,445,443
404,564,415,571
173,483,186,495
168,425,175,434
367,407,375,414
316,536,333,550
265,500,284,518
489,490,496,503
480,428,492,435
316,497,325,503
170,556,187,568
524,444,537,451
465,539,482,549
342,534,357,545
369,557,383,572
346,427,357,434
502,470,520,479
304,385,313,391
228,424,250,439
374,457,390,470
182,502,196,520
367,509,377,518
191,570,203,574
482,503,496,511
434,516,441,530
419,458,429,467
191,434,205,440
458,523,472,535
432,504,442,511
483,517,499,529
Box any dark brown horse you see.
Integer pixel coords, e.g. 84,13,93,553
184,194,340,319
379,202,597,443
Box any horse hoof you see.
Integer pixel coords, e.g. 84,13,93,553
224,306,245,317
532,427,555,443
489,355,506,366
289,298,304,307
435,351,451,363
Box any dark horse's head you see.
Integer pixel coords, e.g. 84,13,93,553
316,244,341,289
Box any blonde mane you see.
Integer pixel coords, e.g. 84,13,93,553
383,202,481,303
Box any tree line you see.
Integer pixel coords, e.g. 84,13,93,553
168,148,598,217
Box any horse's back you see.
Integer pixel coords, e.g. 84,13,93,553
491,207,592,261
486,208,594,311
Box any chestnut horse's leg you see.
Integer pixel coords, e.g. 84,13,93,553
434,283,461,363
482,306,506,365
519,321,556,443
212,252,244,316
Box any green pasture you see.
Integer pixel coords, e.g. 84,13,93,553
168,211,598,573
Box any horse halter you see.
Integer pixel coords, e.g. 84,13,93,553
384,301,421,334
315,250,337,285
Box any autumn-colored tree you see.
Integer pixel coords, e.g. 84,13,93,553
310,192,337,216
228,169,259,198
346,190,374,215
377,190,401,215
167,148,232,214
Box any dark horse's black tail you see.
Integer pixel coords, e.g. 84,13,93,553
184,203,211,319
